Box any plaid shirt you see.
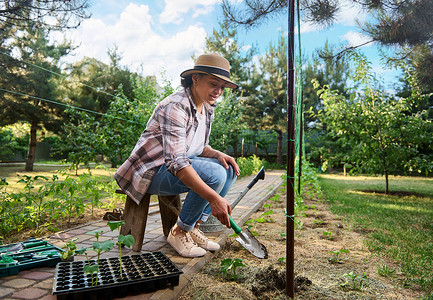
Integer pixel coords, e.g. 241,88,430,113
114,88,215,204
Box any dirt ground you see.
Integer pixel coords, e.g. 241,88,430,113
178,191,425,300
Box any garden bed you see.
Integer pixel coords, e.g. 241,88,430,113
179,189,424,299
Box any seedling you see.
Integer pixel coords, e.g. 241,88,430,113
61,238,78,261
83,229,114,286
340,271,369,290
328,248,349,264
277,256,286,264
107,220,135,279
269,194,282,203
313,220,325,226
219,258,246,280
322,230,334,240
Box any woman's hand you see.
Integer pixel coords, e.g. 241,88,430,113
216,152,240,177
209,195,232,228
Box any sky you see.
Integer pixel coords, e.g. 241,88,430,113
57,0,403,90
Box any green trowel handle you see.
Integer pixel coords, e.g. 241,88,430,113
229,215,242,234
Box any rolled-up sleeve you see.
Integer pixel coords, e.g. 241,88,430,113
158,101,192,175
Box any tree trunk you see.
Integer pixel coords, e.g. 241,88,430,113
25,119,38,171
276,130,282,165
384,170,389,194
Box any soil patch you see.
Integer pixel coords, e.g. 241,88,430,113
359,190,425,198
179,191,424,299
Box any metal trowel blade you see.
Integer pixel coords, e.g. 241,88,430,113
236,228,268,259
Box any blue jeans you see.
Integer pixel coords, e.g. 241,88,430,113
147,157,237,231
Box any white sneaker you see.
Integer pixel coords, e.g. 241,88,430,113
190,226,220,251
167,226,206,258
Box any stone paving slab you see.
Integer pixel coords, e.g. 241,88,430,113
0,169,284,300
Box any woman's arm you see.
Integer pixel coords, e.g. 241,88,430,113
176,165,232,228
200,147,241,176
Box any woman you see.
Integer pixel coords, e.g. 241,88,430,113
115,53,240,258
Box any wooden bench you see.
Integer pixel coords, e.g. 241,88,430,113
115,190,181,252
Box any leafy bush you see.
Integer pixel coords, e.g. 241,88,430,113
236,155,263,177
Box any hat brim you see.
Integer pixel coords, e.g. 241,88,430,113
181,69,238,90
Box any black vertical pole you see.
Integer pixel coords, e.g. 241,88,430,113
286,0,295,298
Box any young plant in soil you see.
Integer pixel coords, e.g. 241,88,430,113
61,238,78,261
328,248,349,264
340,271,369,291
83,229,115,286
107,220,135,279
219,258,247,281
322,230,334,240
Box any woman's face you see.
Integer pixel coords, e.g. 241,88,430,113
192,74,227,105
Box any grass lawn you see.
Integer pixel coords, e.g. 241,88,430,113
319,174,433,297
0,162,117,193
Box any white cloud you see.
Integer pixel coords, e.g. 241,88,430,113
296,0,369,34
159,0,220,24
60,3,208,86
336,0,368,27
341,30,372,47
296,21,320,34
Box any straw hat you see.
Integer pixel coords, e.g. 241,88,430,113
180,53,238,89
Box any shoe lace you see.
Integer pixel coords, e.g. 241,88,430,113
179,231,198,249
191,227,207,243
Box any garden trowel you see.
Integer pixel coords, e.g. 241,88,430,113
229,215,268,259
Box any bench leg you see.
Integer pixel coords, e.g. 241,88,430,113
120,194,151,252
158,195,181,236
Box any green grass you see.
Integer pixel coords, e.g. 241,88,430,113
0,163,116,193
319,174,433,297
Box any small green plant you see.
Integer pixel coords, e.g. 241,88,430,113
378,264,396,277
269,193,282,203
313,219,325,226
340,271,369,290
83,229,114,286
107,220,135,279
322,230,334,240
328,248,349,264
219,258,247,280
277,256,286,264
61,238,78,261
261,204,274,222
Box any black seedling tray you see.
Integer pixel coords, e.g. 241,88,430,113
0,238,62,278
52,251,183,300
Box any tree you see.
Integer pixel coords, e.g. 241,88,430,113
58,73,174,169
315,52,433,193
222,0,433,46
99,76,173,167
303,41,352,126
0,22,72,171
210,89,246,155
221,0,433,92
0,0,90,30
64,48,137,115
246,32,287,164
57,110,100,175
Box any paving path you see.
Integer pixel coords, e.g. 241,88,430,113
0,169,285,300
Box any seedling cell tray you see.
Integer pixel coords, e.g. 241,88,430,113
0,238,62,278
52,251,183,300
